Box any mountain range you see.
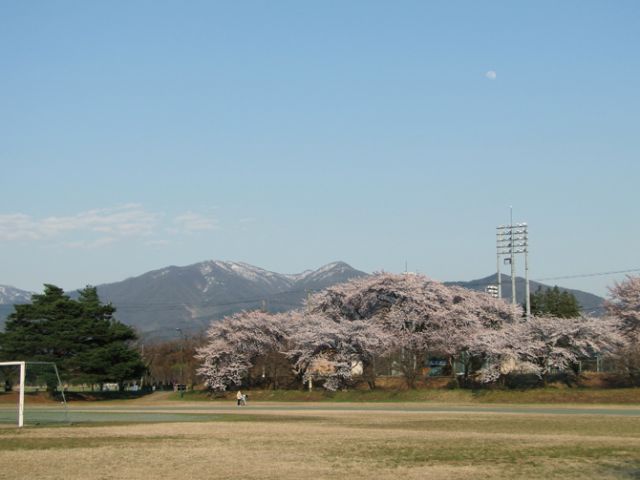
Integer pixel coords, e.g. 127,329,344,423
0,261,606,340
0,261,368,340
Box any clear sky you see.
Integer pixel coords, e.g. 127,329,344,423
1,1,639,297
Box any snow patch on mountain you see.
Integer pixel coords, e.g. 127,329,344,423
151,268,173,280
283,270,314,281
0,285,33,304
315,261,349,275
297,261,354,283
200,263,214,276
199,262,221,293
211,261,294,287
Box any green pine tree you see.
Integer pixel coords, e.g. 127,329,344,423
529,285,581,318
0,285,146,389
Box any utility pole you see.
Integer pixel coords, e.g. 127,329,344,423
510,207,516,305
496,209,530,317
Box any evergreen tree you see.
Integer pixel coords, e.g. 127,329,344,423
529,286,581,318
0,285,145,389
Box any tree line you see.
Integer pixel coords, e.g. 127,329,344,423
2,274,638,392
197,273,639,391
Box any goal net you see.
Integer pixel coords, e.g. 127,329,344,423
0,361,70,427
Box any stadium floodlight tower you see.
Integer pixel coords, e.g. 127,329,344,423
496,209,531,317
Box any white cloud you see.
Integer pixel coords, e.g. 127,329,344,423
485,70,497,80
0,214,41,240
0,205,159,243
145,239,171,247
62,237,118,249
173,211,219,232
0,205,221,247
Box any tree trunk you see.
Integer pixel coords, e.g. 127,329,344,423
362,359,377,390
401,350,426,389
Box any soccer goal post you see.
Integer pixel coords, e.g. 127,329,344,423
0,361,69,427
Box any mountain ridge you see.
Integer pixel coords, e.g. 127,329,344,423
80,260,367,339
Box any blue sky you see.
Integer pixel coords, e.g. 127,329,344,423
1,1,639,297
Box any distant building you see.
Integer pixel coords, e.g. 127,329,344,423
485,285,499,298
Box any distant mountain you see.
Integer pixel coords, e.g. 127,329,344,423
90,260,368,340
0,286,33,329
0,261,367,338
0,285,33,304
445,274,606,315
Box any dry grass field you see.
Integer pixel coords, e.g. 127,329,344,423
1,403,640,480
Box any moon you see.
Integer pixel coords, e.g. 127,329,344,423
485,70,497,80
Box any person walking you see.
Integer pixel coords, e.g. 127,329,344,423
236,390,243,406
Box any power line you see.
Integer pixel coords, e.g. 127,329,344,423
446,268,640,292
534,268,640,282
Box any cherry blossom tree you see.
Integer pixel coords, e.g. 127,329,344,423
197,273,626,393
605,276,640,384
606,275,640,335
458,318,532,384
285,315,388,391
468,315,624,385
307,273,521,387
196,310,296,392
475,315,623,384
609,335,640,386
308,273,519,324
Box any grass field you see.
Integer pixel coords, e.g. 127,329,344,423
173,386,640,404
1,395,640,479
